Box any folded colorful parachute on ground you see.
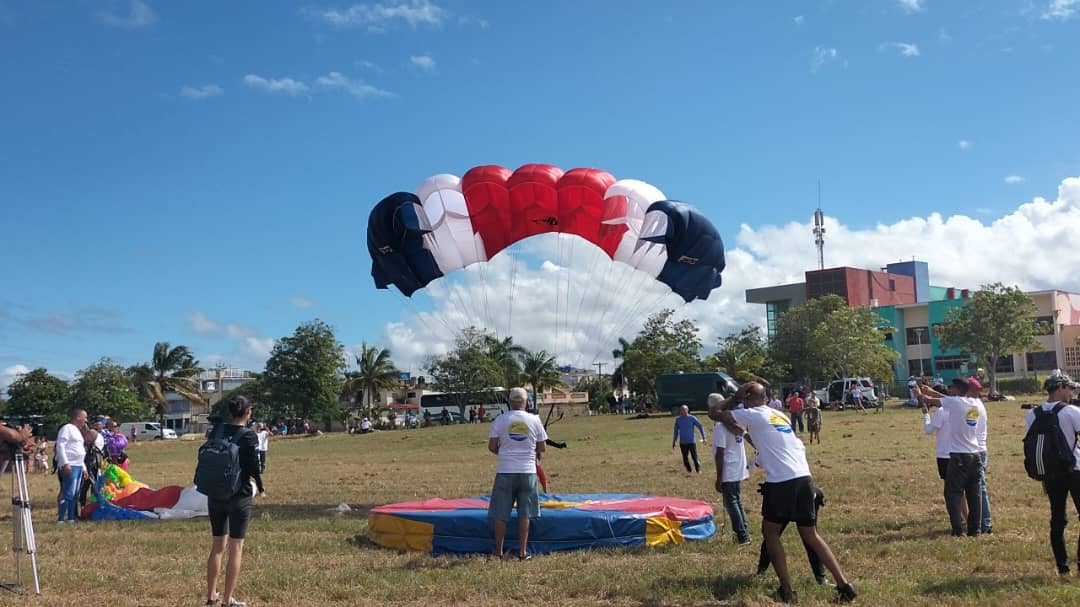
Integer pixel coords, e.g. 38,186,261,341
367,493,715,555
81,464,210,521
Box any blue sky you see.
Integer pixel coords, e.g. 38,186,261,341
3,0,1080,388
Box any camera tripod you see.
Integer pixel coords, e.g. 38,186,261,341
0,451,40,595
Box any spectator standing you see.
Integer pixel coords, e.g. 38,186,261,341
55,409,88,523
486,387,547,560
255,423,270,474
709,394,750,544
786,392,805,434
672,405,706,473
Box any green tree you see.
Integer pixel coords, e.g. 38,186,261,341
935,282,1047,393
263,320,347,422
575,375,613,412
520,349,561,417
610,337,632,392
483,335,526,388
129,342,204,438
769,295,849,383
5,368,71,432
702,325,778,384
425,327,503,419
812,307,898,384
621,309,703,397
213,374,268,419
68,358,148,422
342,342,400,418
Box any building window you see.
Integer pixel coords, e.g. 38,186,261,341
908,358,932,376
995,355,1015,373
883,332,894,342
934,356,966,371
1034,315,1055,335
1026,351,1058,371
807,270,847,300
1065,346,1080,370
888,279,896,290
766,300,790,338
906,327,930,345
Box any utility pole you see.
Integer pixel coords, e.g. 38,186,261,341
594,362,605,383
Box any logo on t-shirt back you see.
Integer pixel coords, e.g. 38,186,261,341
965,408,979,427
508,420,530,441
768,412,793,434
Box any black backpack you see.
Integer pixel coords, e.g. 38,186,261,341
1023,403,1078,481
194,425,248,499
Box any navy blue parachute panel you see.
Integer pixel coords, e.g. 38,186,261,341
367,192,444,297
640,200,726,303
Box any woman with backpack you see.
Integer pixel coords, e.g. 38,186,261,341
202,396,264,607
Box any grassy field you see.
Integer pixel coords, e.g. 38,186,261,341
5,399,1080,606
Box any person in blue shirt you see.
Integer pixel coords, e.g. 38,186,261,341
672,405,707,473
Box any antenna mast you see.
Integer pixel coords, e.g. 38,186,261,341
813,181,826,271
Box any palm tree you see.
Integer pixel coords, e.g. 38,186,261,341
611,337,632,393
520,349,561,420
484,336,526,388
342,343,400,418
133,343,204,438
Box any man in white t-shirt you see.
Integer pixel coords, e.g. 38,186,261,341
487,387,548,560
709,394,750,544
255,423,270,474
55,409,88,523
922,385,970,526
711,383,856,604
918,378,987,537
1024,372,1080,574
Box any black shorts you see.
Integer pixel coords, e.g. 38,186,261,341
936,457,949,481
208,495,253,539
762,476,818,527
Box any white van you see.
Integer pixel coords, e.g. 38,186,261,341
813,378,880,409
118,421,178,441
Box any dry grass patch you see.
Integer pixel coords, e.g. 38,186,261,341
1,401,1079,605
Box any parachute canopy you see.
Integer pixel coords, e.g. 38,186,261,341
367,164,726,303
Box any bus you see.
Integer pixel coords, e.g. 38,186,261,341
655,372,739,415
419,389,510,423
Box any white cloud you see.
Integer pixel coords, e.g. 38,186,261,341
880,42,920,57
811,47,840,73
188,312,275,367
409,54,436,71
1005,175,1025,184
793,15,805,25
1,364,30,395
315,71,394,99
899,0,924,13
290,296,316,308
377,176,1080,375
99,0,157,28
957,139,971,150
243,74,310,96
937,28,952,43
303,0,447,30
180,84,224,100
1043,0,1079,19
356,60,383,73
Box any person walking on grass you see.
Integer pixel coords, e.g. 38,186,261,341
805,395,822,445
922,385,967,527
709,394,751,545
487,387,547,560
711,383,856,604
917,378,986,537
1025,372,1080,575
204,396,265,607
785,391,805,434
672,405,706,473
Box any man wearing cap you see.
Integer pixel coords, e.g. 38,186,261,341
1026,372,1080,574
918,378,987,537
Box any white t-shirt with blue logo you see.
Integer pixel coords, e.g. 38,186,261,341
730,407,811,483
939,396,984,454
489,410,548,474
712,422,749,483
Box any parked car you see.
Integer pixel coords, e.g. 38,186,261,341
118,421,178,440
813,378,881,410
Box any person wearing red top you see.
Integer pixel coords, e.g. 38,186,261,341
786,393,805,434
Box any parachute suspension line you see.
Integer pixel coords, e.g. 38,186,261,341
600,288,673,368
570,243,613,368
506,244,519,340
393,289,455,344
553,234,566,362
562,236,576,362
590,267,656,365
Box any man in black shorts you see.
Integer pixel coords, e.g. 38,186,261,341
205,396,264,607
712,383,856,604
